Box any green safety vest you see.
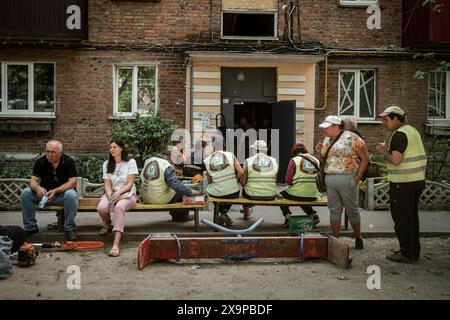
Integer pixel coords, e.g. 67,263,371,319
244,153,278,197
203,151,240,197
140,157,176,204
285,155,320,198
387,125,427,183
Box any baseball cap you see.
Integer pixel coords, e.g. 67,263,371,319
319,115,342,128
378,106,405,117
249,140,268,151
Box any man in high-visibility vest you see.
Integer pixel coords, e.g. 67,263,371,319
376,106,427,263
203,146,244,227
141,147,200,222
240,140,278,216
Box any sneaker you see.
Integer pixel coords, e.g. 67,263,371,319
386,251,417,264
99,224,113,236
65,230,78,241
171,214,194,222
25,228,39,236
312,214,320,226
281,214,291,228
218,214,233,227
355,238,364,250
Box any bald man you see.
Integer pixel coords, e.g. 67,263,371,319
20,140,79,240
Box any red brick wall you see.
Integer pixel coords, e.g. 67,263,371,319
0,48,186,154
88,0,402,48
89,0,213,44
299,0,402,48
314,56,434,154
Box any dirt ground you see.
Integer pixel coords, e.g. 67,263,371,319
1,237,449,300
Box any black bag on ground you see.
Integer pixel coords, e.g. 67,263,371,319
0,225,27,253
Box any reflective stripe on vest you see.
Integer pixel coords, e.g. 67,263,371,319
140,157,176,204
204,151,240,197
285,155,320,198
387,125,427,183
244,153,278,197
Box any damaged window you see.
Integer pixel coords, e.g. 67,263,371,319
339,69,376,120
222,12,276,38
428,71,450,120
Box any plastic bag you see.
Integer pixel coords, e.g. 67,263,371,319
0,236,13,280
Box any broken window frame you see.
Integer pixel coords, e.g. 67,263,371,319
428,71,450,120
338,69,376,121
221,10,278,40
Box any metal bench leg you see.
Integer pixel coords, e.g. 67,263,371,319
213,203,219,224
344,213,349,231
194,209,199,232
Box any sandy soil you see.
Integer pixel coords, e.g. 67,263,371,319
1,237,449,300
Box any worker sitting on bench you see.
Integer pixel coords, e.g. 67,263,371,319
203,139,244,227
240,140,279,218
140,147,200,222
279,143,321,228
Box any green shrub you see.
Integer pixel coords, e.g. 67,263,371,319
425,136,450,182
110,112,176,168
75,156,107,184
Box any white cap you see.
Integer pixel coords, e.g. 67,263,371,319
249,140,268,151
319,115,342,128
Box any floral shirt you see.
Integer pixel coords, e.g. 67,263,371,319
320,130,365,174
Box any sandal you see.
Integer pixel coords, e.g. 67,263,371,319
99,224,112,236
108,247,120,257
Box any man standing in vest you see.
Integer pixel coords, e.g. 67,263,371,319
203,147,244,227
376,106,427,263
241,140,278,215
141,147,200,222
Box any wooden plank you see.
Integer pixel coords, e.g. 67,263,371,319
325,235,351,269
49,202,206,211
208,196,327,206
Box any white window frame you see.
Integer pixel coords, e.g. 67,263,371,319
221,10,278,40
340,0,378,6
338,69,377,121
0,62,56,118
113,64,158,117
427,71,450,123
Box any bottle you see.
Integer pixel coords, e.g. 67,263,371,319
38,195,48,208
108,197,115,213
201,171,208,194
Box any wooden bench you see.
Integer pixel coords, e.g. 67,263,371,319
48,201,207,232
208,195,327,222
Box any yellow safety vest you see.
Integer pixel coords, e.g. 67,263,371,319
244,153,278,197
140,157,176,204
203,151,240,197
285,155,320,198
387,125,427,183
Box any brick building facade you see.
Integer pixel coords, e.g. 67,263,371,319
1,0,449,163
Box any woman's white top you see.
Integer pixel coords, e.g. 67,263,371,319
102,159,139,195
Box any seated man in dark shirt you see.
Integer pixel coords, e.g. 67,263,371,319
20,140,78,240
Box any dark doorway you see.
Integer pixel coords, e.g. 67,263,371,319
233,102,272,160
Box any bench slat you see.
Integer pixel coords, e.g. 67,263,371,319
208,196,328,206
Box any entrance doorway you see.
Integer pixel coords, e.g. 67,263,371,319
221,67,296,181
